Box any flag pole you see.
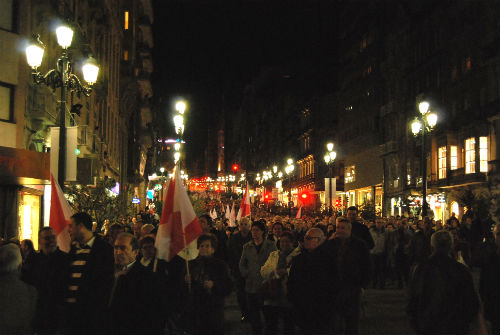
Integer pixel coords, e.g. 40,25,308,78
177,163,192,293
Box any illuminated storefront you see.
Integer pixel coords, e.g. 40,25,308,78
0,146,49,245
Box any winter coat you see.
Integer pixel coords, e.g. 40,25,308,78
239,239,277,293
407,254,479,335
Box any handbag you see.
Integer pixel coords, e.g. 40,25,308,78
259,277,282,300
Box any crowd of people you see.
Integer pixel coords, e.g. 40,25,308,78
0,205,499,335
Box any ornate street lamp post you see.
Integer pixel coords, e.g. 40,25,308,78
26,25,99,188
324,142,337,215
411,101,438,217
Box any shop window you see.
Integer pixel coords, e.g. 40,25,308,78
480,136,488,172
450,146,458,170
19,193,41,250
451,201,459,218
345,165,355,183
438,146,446,179
0,83,13,121
465,138,475,174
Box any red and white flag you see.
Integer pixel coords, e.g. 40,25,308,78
296,206,302,219
228,202,237,227
49,174,72,252
237,184,251,221
156,167,202,261
225,204,231,219
210,208,218,220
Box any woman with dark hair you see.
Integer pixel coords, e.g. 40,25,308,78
182,233,233,334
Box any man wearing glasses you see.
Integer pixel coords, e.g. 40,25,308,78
288,228,337,334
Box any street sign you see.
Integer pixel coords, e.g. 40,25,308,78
132,197,141,204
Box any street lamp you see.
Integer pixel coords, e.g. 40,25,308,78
26,25,99,188
324,142,337,215
175,101,186,114
411,101,438,217
173,114,184,135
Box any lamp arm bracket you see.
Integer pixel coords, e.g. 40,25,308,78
32,69,62,91
67,74,92,97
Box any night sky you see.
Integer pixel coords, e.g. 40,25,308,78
152,0,335,171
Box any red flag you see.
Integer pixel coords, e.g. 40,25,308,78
156,167,202,261
49,174,72,252
237,184,251,221
296,206,302,219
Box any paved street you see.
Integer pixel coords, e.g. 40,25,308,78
225,284,414,335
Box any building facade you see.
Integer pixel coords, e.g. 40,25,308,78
0,0,155,244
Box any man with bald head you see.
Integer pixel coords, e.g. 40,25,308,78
288,227,338,334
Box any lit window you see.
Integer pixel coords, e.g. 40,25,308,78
345,165,355,183
123,50,128,61
450,146,458,170
438,146,446,179
465,138,475,174
480,136,488,172
465,57,471,72
124,11,129,30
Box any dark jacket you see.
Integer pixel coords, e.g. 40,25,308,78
287,243,338,330
182,256,233,334
109,262,166,334
408,229,432,266
407,254,479,335
326,236,371,288
0,272,38,334
351,220,375,249
479,244,500,326
23,248,69,333
65,235,114,333
227,231,251,275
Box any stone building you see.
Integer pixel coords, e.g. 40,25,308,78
0,0,155,244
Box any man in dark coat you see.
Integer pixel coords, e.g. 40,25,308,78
407,230,479,335
64,212,115,334
408,218,433,267
480,224,500,335
227,217,252,320
109,233,166,334
347,206,374,249
327,217,371,335
288,227,338,334
23,227,69,334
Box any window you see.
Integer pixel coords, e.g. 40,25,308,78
123,50,129,61
0,83,13,121
464,57,471,72
0,0,14,31
465,138,475,174
124,11,129,30
438,146,446,179
450,146,458,170
480,136,488,172
345,165,355,183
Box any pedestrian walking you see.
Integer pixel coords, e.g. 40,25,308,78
240,220,277,335
407,230,479,335
64,212,115,334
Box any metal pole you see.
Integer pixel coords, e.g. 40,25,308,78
288,174,291,217
422,124,428,217
329,165,333,215
58,53,68,189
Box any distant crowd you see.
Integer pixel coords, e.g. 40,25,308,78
0,205,499,335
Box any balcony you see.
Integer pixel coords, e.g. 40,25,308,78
433,168,487,189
